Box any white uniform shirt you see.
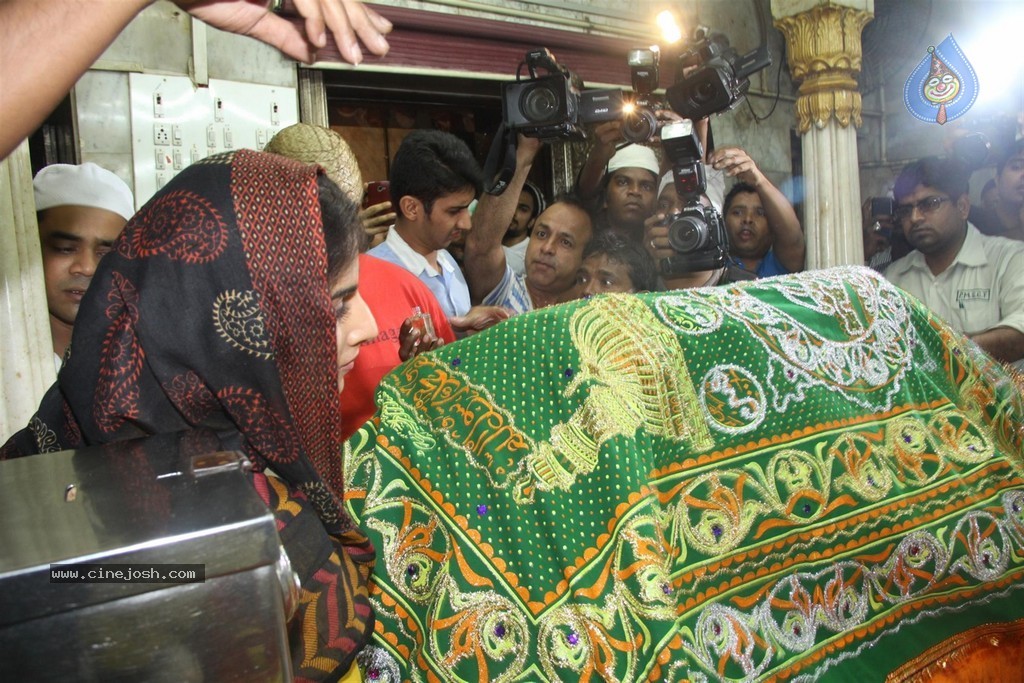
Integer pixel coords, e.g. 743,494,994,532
886,223,1024,340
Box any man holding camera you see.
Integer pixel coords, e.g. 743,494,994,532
715,147,805,277
886,156,1024,366
645,170,753,289
465,136,594,315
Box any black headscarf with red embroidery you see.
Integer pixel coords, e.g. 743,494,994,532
3,149,373,680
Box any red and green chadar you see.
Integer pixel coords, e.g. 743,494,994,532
343,266,1024,682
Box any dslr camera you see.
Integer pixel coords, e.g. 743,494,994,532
666,28,772,121
502,48,623,142
620,47,670,144
658,120,729,276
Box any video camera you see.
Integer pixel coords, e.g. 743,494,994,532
655,28,770,275
667,28,772,121
658,120,729,275
496,30,770,276
502,48,623,143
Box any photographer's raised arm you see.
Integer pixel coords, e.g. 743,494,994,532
464,136,542,303
574,122,624,201
710,146,805,273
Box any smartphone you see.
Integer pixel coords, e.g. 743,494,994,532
870,196,894,217
363,180,391,208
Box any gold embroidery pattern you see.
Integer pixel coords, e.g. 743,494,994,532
340,270,1024,682
527,296,712,500
391,356,535,492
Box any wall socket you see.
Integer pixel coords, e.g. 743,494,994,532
153,125,170,146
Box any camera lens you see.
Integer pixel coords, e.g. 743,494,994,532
521,84,560,123
668,214,709,253
622,107,658,144
693,80,718,106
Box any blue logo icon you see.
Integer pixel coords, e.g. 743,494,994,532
904,34,978,125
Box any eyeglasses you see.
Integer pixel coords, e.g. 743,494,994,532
894,195,950,221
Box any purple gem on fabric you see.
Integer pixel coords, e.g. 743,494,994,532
713,623,721,636
568,632,580,646
477,504,488,515
786,369,795,379
983,553,991,565
368,668,381,680
711,525,722,538
867,476,875,487
794,625,802,636
802,504,812,515
564,367,574,378
494,623,506,638
903,434,912,443
661,582,672,595
910,545,919,556
1014,503,1021,513
452,357,462,367
406,564,419,577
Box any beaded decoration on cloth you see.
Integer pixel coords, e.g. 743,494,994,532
344,266,1024,682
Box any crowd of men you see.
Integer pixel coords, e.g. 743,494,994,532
6,1,1022,677
29,108,1024,407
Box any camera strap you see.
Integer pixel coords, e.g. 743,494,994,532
483,122,517,196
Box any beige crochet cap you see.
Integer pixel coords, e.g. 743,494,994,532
265,123,363,204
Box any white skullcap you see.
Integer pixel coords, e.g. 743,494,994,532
606,144,659,178
34,163,135,221
658,171,674,198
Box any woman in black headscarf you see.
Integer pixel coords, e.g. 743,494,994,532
2,149,378,681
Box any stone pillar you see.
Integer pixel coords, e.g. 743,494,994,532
0,141,56,439
772,0,873,269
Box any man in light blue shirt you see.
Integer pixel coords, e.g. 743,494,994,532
368,130,483,319
467,137,594,315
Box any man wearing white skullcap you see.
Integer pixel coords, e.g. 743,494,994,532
597,144,660,240
33,162,134,367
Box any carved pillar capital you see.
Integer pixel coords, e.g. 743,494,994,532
772,2,873,133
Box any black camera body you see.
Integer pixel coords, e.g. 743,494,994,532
659,120,729,276
666,31,772,121
621,47,668,144
870,196,894,219
502,48,622,142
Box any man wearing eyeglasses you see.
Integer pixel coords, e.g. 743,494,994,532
886,156,1024,366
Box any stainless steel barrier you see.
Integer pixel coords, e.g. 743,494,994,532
0,430,297,681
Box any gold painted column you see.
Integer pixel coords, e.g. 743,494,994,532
772,0,873,269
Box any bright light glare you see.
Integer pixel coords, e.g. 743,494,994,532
657,11,683,44
957,6,1024,109
622,103,636,114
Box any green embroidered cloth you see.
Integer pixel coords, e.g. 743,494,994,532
344,266,1024,682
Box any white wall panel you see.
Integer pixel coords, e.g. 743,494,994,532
128,74,298,209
